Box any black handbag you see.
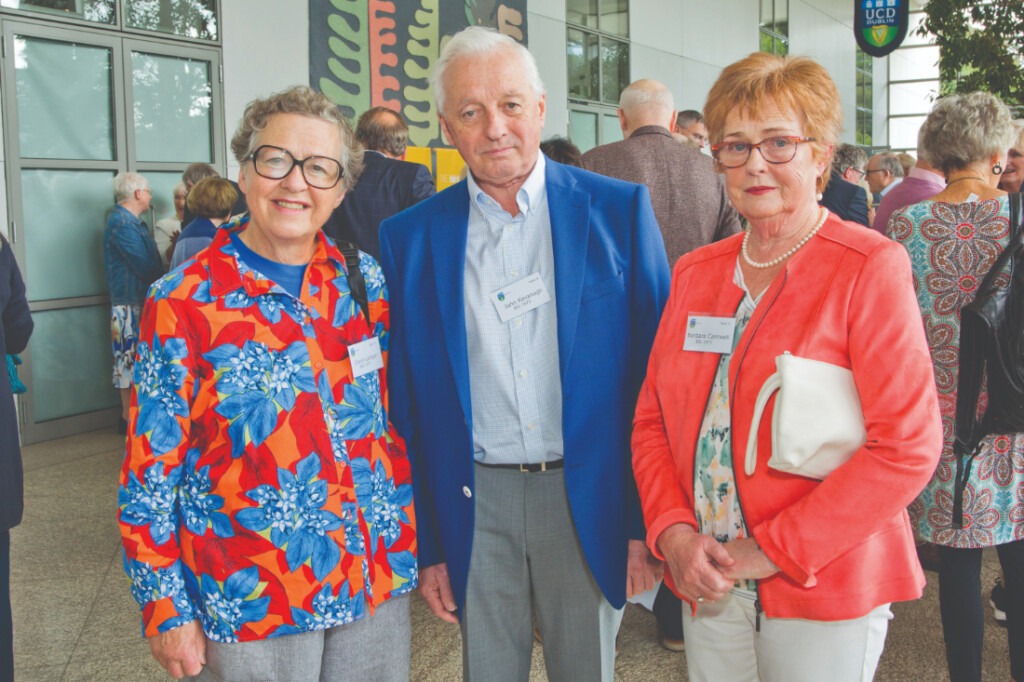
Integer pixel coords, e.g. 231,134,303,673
952,192,1024,527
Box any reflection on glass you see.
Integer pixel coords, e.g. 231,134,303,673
889,45,939,81
147,171,185,228
0,0,114,23
132,52,213,163
14,36,114,160
602,113,623,146
905,12,935,46
599,0,628,36
567,0,597,28
570,110,598,154
29,305,120,422
568,28,599,101
22,170,115,301
600,37,629,106
889,115,928,150
125,0,219,41
890,80,939,116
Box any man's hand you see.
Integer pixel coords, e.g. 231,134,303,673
656,523,734,604
625,539,664,599
147,620,206,679
419,563,459,624
721,538,779,581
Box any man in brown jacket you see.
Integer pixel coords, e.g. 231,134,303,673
582,79,740,268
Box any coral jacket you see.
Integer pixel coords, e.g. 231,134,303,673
632,214,942,621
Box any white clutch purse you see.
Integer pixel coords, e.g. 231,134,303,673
744,352,867,479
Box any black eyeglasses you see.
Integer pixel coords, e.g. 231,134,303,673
711,136,817,168
248,145,343,189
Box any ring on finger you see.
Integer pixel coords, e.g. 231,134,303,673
696,595,705,603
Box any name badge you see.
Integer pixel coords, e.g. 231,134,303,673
490,272,551,323
683,315,735,354
348,336,384,378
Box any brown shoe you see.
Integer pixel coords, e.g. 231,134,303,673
660,634,685,652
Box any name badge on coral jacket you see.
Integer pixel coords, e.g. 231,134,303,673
349,337,384,378
683,314,735,354
490,272,551,323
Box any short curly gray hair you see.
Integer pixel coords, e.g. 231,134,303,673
919,91,1015,175
833,144,868,174
230,85,362,191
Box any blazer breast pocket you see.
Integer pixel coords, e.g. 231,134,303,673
581,270,625,304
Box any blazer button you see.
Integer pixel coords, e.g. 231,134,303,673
462,486,472,498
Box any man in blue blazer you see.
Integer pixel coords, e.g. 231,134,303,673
380,27,670,681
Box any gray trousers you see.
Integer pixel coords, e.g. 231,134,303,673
461,463,622,682
186,593,410,682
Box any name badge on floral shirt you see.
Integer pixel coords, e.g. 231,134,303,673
348,337,384,378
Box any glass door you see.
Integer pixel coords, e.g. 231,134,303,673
1,18,222,443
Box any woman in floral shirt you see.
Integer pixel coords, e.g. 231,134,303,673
889,91,1022,682
118,86,416,681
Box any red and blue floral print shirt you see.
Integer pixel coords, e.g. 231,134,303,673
118,219,416,642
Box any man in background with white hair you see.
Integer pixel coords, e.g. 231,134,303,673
583,79,740,267
102,172,163,431
380,26,670,681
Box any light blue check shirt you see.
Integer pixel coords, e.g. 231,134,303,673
463,155,564,465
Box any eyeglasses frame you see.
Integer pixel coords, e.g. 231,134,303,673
247,144,344,190
710,135,818,169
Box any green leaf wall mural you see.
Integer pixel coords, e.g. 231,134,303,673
310,0,527,148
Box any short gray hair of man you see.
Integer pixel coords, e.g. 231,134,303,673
113,172,149,204
919,91,1016,175
676,110,703,129
619,80,675,123
873,152,905,178
833,144,868,175
430,27,544,113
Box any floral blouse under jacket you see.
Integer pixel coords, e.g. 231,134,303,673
118,220,416,642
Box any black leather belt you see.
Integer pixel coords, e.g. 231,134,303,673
476,460,565,473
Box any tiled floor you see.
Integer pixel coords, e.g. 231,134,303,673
10,428,1012,681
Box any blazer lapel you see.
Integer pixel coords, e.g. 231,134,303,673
548,164,590,382
429,183,474,424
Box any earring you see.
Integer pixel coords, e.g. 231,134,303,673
993,162,1004,175
816,192,823,202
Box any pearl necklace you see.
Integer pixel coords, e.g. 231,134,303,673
741,208,828,269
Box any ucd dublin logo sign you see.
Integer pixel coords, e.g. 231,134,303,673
855,0,909,57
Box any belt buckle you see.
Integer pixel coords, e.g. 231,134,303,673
519,462,545,473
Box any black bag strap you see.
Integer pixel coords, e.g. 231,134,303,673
951,192,1023,527
338,240,370,325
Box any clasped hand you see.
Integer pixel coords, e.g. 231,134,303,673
656,524,778,604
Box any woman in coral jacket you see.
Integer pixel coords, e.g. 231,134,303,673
631,52,943,682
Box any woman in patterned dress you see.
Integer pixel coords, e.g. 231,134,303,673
888,91,1022,682
631,52,942,681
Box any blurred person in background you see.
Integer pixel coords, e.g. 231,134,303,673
888,91,1023,682
169,176,237,269
0,232,32,682
102,171,163,432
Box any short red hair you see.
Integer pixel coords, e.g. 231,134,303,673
704,52,842,187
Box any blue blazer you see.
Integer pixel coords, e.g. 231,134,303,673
379,160,670,611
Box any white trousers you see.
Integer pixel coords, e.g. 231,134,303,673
682,592,892,682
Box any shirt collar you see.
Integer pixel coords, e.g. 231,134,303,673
206,215,347,299
467,153,547,218
908,167,945,186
